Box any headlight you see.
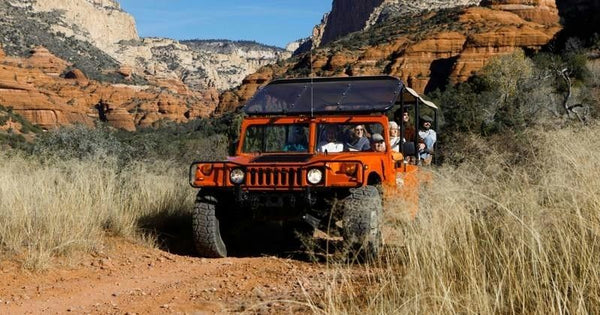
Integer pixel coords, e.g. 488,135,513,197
230,168,245,184
307,168,323,185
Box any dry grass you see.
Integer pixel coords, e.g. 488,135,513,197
0,155,193,269
311,125,600,314
2,122,600,312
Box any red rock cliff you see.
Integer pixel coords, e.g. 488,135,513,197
216,2,563,113
0,46,216,131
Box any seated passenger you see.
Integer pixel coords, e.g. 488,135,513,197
345,125,370,151
418,115,436,165
317,126,343,153
402,111,417,143
283,127,308,152
371,133,386,152
388,121,401,152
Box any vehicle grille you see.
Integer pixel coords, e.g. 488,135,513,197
246,167,303,187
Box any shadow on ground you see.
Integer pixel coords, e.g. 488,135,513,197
137,211,347,262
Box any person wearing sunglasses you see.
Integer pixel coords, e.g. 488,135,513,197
345,124,371,152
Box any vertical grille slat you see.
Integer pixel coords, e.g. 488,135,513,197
281,169,288,186
296,169,302,186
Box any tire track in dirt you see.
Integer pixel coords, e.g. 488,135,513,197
0,238,327,314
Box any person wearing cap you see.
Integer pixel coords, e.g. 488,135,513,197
418,115,436,164
371,133,386,152
388,121,401,152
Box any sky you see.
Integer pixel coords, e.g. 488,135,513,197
118,1,332,48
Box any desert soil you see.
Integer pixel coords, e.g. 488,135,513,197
0,238,331,314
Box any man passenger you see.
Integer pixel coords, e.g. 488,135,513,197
371,133,386,152
418,115,436,165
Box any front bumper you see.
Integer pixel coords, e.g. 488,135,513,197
189,160,366,190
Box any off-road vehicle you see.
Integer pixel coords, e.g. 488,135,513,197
189,75,438,259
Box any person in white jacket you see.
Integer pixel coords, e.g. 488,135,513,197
388,121,401,152
318,125,344,153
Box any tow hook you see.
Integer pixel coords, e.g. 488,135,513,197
302,214,321,229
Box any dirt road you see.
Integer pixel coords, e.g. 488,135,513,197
0,239,328,314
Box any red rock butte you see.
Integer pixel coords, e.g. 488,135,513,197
216,1,562,113
0,45,217,131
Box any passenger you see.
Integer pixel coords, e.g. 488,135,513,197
371,133,386,152
402,111,417,143
418,115,436,165
388,121,401,152
283,126,308,152
318,126,343,153
345,124,370,151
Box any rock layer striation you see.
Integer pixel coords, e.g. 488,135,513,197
218,1,565,113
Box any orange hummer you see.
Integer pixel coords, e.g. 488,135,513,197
189,76,438,259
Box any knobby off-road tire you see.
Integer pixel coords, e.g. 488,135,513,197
341,185,383,262
192,195,227,258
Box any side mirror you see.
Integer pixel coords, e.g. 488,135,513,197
228,139,239,156
402,142,416,156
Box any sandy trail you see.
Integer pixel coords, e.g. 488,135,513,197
0,239,328,314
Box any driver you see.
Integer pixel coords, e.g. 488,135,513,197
318,125,343,153
283,126,308,152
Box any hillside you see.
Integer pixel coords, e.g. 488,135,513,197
217,1,565,113
0,0,289,131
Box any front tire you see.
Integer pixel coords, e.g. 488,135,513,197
192,195,227,258
341,185,383,261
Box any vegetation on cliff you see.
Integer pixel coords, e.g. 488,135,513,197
0,2,140,84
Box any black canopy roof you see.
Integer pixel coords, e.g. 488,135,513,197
243,76,405,115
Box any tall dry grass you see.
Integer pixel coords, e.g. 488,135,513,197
0,155,194,269
313,125,600,314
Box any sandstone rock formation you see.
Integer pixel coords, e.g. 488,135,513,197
28,0,138,54
0,0,289,129
0,45,215,131
311,0,482,48
318,0,385,46
15,0,290,93
481,0,559,24
217,2,565,113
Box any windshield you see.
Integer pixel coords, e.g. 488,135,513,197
243,124,309,153
244,76,403,115
316,123,385,153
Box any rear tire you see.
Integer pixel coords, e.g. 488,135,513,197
192,195,227,258
341,185,383,261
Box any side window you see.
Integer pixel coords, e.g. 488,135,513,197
243,126,264,152
316,123,383,153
